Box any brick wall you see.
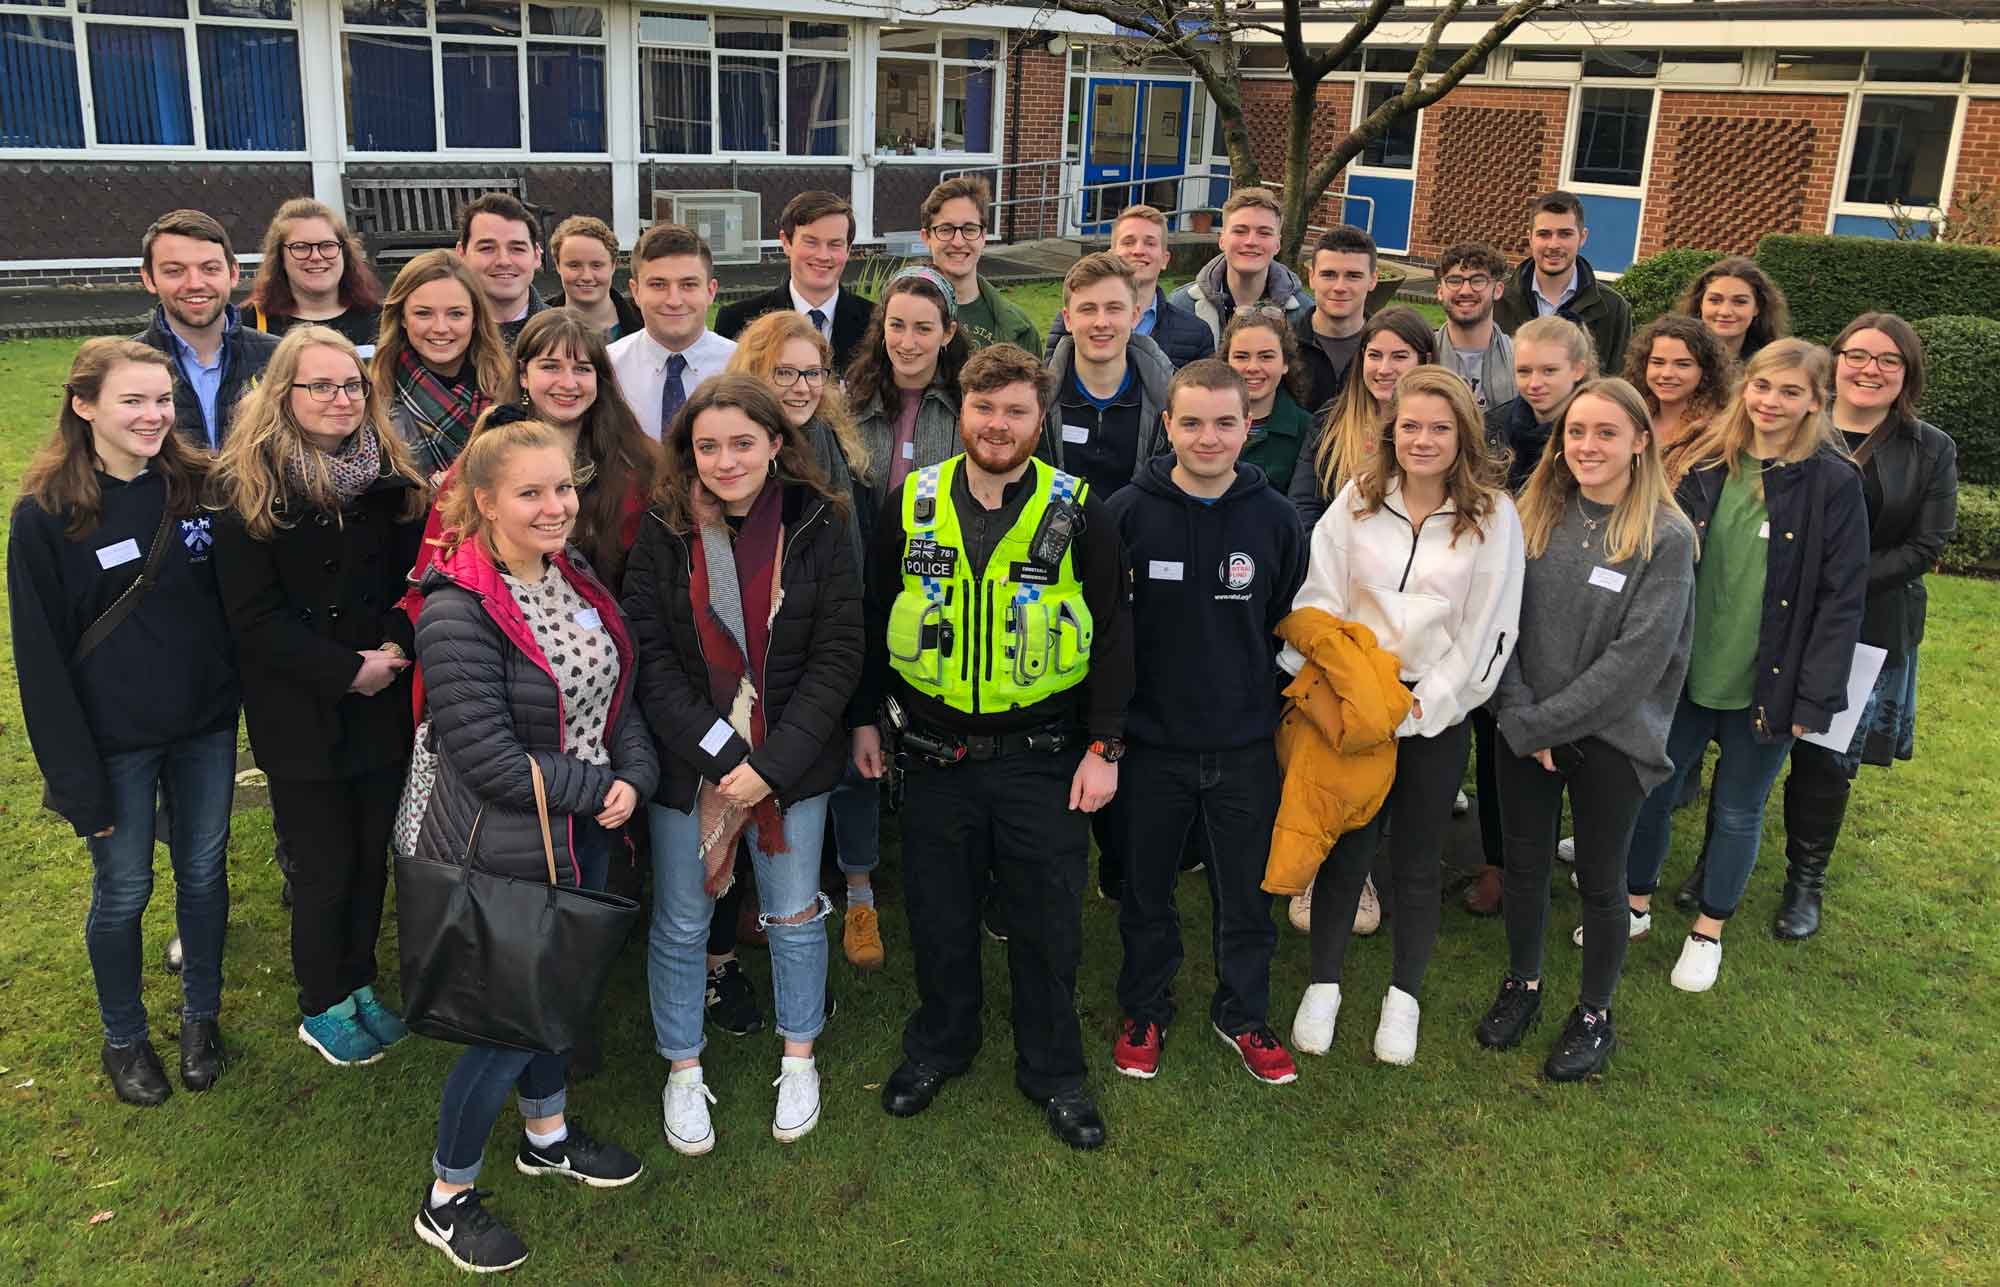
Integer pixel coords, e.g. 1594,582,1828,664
1951,97,2000,244
0,161,314,263
1238,78,1357,237
1407,86,1568,263
1636,92,1848,257
1003,44,1067,241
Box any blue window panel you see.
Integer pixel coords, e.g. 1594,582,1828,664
1580,192,1643,273
80,0,188,15
87,23,194,145
1344,172,1414,254
443,42,519,148
718,54,777,151
199,27,302,150
527,41,603,152
1832,213,1931,240
1,15,86,148
344,31,434,151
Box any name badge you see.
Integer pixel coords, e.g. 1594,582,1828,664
1148,560,1184,581
1759,521,1770,539
96,538,142,570
900,440,916,460
1588,565,1627,593
903,538,958,580
574,607,603,630
698,719,734,756
355,344,377,361
1062,423,1091,445
1010,561,1056,586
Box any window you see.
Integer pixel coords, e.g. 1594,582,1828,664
1772,49,1862,82
342,0,606,153
1845,94,1956,207
1583,49,1658,79
1359,81,1415,170
1,0,302,151
1572,87,1651,187
875,26,998,155
637,12,851,156
1865,51,1966,84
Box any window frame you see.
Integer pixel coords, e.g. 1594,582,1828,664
634,9,856,162
870,24,1003,161
0,0,306,159
1564,82,1658,193
1831,88,1969,227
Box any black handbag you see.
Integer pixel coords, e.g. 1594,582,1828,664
395,757,638,1055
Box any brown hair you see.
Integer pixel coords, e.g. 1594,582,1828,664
779,190,856,244
141,209,233,274
960,343,1052,417
1829,312,1927,426
728,309,873,484
1062,251,1138,301
1517,377,1689,565
1622,314,1731,425
1529,190,1587,226
1676,256,1792,360
631,223,714,277
371,250,514,411
1353,365,1504,545
246,197,383,321
1310,224,1377,273
1166,357,1251,420
19,340,205,537
919,175,991,227
1221,188,1283,222
1672,338,1844,499
844,274,969,413
455,192,541,252
548,214,618,264
438,418,570,562
652,374,844,533
1220,306,1308,406
1311,306,1437,498
1436,241,1508,279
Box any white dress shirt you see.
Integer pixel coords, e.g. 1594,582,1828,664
789,282,840,341
607,327,738,440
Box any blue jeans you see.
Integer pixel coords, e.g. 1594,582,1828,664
431,817,611,1183
1627,696,1794,920
828,759,881,876
85,725,235,1045
647,794,830,1060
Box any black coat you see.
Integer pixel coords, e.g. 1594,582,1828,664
136,306,280,453
715,279,873,372
552,288,645,340
1856,415,1958,656
1291,311,1353,416
213,474,425,780
1047,287,1216,369
1484,396,1552,495
621,483,864,812
1676,447,1870,739
414,546,659,886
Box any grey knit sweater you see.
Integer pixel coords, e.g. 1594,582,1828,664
1492,494,1697,792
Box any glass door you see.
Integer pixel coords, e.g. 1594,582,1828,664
1081,77,1190,232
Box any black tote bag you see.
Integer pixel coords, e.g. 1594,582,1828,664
396,758,639,1054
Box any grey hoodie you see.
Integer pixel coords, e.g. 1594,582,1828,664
1433,322,1517,413
1042,331,1176,489
1168,254,1315,346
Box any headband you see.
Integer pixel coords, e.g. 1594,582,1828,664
890,265,959,320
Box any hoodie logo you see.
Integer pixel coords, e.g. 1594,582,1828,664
180,516,213,562
1220,552,1255,591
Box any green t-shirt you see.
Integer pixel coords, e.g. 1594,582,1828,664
1687,454,1770,710
953,275,1042,357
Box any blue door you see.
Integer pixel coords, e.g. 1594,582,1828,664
1081,78,1190,233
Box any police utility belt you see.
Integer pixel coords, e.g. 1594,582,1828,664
884,695,1074,768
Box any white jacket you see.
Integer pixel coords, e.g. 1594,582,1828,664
1282,477,1524,739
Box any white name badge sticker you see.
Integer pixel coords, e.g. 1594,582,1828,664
1588,565,1627,593
1062,423,1091,445
574,607,603,630
1149,560,1185,581
96,538,142,570
901,440,915,460
698,719,734,756
1759,521,1770,539
355,344,377,361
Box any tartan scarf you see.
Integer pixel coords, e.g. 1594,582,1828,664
394,348,491,474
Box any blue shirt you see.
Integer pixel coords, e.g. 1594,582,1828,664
1532,268,1579,318
1134,294,1159,338
166,309,230,449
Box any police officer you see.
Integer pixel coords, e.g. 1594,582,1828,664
852,343,1133,1149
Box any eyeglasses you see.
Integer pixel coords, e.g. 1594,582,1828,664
927,222,985,242
283,240,343,261
772,365,830,388
1836,347,1906,374
1441,274,1494,291
291,380,369,403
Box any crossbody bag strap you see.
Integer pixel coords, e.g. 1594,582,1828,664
72,508,177,665
527,756,557,886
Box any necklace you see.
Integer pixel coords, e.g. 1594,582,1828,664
1574,492,1604,550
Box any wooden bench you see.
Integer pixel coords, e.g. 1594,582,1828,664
343,177,549,259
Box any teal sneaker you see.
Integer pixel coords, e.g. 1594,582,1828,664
351,986,410,1048
298,996,385,1067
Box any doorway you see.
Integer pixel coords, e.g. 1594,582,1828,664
1081,77,1191,233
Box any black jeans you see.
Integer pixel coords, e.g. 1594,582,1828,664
1115,742,1280,1034
1309,719,1471,999
268,765,403,1016
1496,737,1647,1012
900,746,1091,1100
1470,707,1504,868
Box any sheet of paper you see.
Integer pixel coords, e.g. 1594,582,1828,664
1802,644,1888,752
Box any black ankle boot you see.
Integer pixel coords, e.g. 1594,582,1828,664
1776,753,1850,940
1673,855,1706,914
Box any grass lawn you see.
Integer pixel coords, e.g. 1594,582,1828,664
1,333,1996,1285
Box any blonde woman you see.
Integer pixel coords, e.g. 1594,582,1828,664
371,250,514,476
1477,378,1697,1081
211,326,430,1068
1288,306,1435,528
1624,340,1869,993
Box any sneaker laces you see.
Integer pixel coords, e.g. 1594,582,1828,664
1120,1018,1157,1048
444,1189,499,1235
1242,1026,1282,1051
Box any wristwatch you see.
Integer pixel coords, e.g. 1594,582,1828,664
1088,737,1127,764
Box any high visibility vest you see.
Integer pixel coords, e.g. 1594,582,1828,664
886,456,1094,715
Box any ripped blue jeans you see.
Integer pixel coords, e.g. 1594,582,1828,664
646,793,830,1060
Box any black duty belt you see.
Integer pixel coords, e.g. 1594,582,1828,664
900,720,1075,766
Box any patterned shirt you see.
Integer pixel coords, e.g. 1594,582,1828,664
501,561,621,766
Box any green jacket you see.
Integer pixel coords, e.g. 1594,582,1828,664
1241,389,1313,495
954,275,1042,357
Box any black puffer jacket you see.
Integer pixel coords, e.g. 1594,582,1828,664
622,481,863,812
414,541,658,886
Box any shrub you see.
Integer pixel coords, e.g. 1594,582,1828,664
1610,248,1723,325
1911,315,2000,486
1941,482,2000,576
1753,234,2000,342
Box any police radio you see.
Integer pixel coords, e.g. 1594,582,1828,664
1027,496,1082,567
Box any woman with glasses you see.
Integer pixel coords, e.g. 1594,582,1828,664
371,251,515,478
212,326,431,1068
244,198,384,353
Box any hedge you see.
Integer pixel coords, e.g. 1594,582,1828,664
1941,482,2000,576
1753,234,2000,342
1610,248,1724,326
1911,315,2000,487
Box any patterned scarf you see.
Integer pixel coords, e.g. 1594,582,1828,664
394,347,491,474
283,423,385,507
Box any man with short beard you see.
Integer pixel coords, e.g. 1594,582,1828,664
851,344,1133,1150
1433,242,1516,413
134,209,278,452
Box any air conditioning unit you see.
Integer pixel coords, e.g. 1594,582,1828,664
649,190,762,264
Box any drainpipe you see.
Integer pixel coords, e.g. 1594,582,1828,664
1006,36,1024,242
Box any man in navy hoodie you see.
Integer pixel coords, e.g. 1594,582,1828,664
1102,358,1307,1085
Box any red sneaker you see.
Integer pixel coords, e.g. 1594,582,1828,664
1112,1018,1163,1079
1215,1023,1298,1085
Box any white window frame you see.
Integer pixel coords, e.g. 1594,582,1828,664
1350,77,1422,178
869,24,1003,161
1829,87,1969,232
337,0,610,161
0,0,306,160
1562,75,1662,198
634,9,854,163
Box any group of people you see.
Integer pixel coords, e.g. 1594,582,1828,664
10,175,1958,1274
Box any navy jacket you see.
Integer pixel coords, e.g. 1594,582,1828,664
1047,287,1215,369
135,306,279,453
1483,395,1553,495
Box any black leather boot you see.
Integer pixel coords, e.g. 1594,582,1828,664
1674,791,1720,912
1776,752,1850,940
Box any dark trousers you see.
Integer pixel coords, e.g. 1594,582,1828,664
1496,738,1647,1012
900,746,1091,1100
268,765,403,1017
1470,707,1504,868
1115,742,1280,1034
1308,719,1471,999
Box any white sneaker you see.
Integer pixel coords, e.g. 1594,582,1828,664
1453,790,1470,817
1373,986,1421,1066
1572,909,1652,947
1288,885,1312,933
662,1069,717,1156
1557,835,1576,864
771,1056,820,1144
1353,877,1382,936
1291,983,1341,1055
1671,935,1723,993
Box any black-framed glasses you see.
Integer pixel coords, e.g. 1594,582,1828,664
772,365,830,388
283,239,343,261
291,380,369,403
927,222,985,242
1441,274,1494,291
1835,347,1906,373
